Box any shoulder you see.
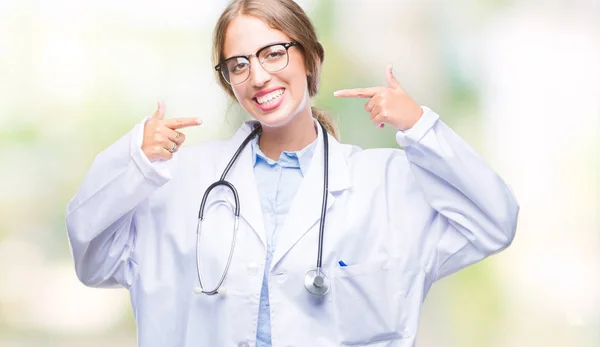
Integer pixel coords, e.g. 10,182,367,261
169,121,256,170
336,140,410,175
177,139,227,161
181,121,257,157
326,137,416,198
330,139,425,215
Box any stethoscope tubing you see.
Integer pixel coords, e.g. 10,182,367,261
195,122,329,296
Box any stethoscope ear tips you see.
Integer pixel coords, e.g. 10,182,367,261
193,286,204,295
217,287,227,295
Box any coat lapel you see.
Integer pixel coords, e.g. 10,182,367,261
215,122,267,248
270,121,351,270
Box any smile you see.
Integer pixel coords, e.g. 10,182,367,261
253,88,285,112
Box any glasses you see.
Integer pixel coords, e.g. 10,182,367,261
215,41,300,85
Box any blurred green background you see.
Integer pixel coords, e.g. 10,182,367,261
1,0,598,346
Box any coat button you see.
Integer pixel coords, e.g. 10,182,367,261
237,342,249,347
247,262,259,275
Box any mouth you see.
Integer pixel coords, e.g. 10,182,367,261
253,88,285,112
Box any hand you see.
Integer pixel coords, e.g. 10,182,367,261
142,100,202,162
333,65,423,131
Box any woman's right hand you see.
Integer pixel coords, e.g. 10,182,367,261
142,100,202,162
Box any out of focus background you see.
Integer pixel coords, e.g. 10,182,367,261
1,0,598,346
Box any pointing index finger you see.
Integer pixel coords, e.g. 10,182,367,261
164,117,202,130
333,87,381,98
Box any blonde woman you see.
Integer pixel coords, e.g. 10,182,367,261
66,0,519,346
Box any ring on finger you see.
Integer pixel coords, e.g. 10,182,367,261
168,142,178,153
174,132,180,142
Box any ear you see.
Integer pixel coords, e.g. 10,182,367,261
310,50,323,76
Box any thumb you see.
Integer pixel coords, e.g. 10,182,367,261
153,100,166,119
385,65,401,90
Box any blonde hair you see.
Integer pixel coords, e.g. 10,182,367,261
212,0,339,140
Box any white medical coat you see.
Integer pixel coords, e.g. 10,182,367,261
66,107,519,347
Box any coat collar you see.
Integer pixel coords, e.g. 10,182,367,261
250,132,317,177
214,119,352,261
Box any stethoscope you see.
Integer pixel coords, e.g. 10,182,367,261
193,121,330,296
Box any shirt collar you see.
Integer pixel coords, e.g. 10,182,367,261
250,128,318,177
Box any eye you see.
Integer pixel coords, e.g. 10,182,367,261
225,57,250,74
230,62,249,74
265,50,285,60
260,45,287,61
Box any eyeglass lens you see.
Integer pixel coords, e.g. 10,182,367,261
221,44,290,85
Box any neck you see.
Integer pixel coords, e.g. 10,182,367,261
258,111,317,161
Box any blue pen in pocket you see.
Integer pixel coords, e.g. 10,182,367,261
338,260,347,267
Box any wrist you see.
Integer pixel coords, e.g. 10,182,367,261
397,106,424,131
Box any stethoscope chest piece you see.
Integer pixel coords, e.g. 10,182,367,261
304,269,330,296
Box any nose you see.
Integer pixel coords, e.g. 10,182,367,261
249,56,271,88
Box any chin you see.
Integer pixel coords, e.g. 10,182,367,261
247,96,299,129
254,111,295,128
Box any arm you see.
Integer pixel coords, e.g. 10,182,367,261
335,66,518,281
396,107,519,281
66,117,172,288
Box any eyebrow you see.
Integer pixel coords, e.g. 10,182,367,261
224,41,286,60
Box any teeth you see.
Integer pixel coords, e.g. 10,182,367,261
256,89,284,105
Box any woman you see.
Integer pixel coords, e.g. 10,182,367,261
66,0,519,346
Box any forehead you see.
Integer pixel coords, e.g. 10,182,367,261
223,15,291,58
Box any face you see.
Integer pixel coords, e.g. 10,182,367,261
223,15,310,128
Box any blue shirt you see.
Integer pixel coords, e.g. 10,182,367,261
251,135,317,347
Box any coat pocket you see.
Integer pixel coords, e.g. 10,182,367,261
331,257,412,346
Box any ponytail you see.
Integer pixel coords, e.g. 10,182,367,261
311,106,339,141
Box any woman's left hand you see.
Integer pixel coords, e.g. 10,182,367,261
334,65,423,131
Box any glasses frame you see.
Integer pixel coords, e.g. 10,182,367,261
215,41,300,85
